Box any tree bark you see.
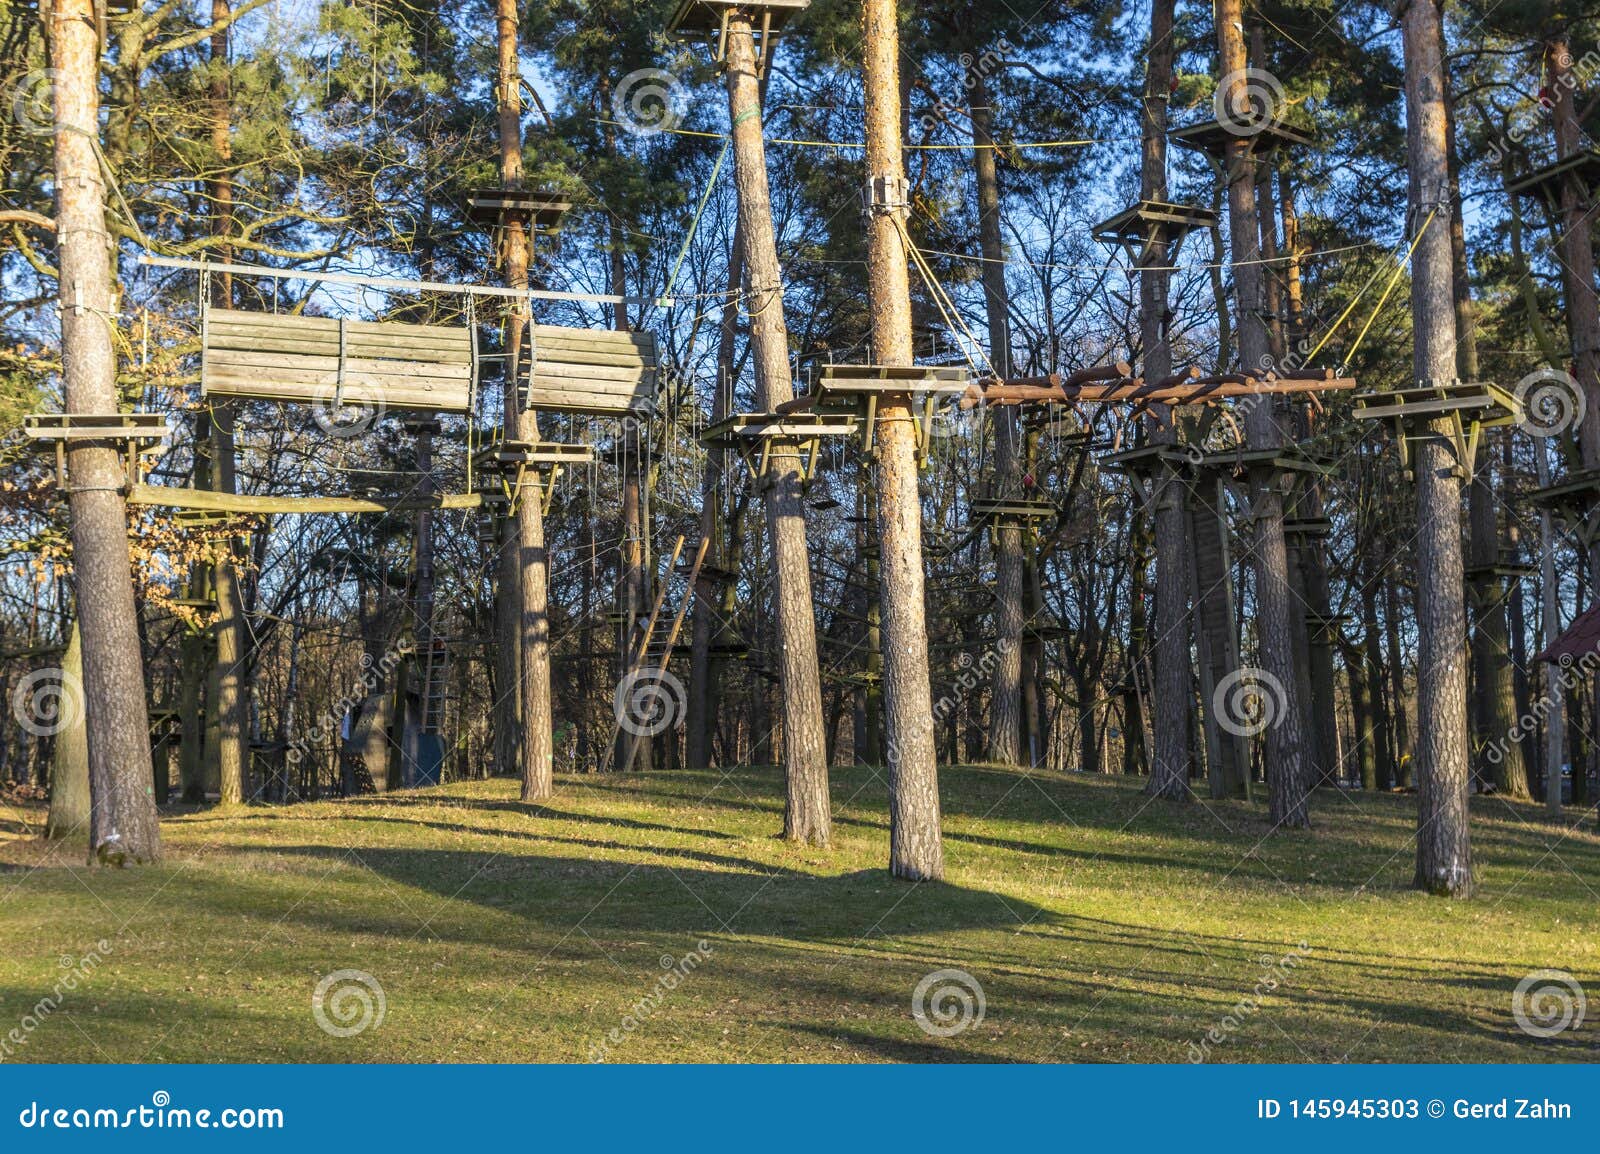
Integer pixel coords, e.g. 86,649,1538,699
687,220,744,770
493,0,554,800
50,0,161,863
1215,0,1309,827
1140,0,1192,801
44,624,90,838
1403,0,1472,896
966,66,1023,767
723,18,830,843
863,0,942,879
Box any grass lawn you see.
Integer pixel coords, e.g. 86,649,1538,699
1,765,1596,1063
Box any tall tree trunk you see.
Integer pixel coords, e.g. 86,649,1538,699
1440,67,1527,800
1403,0,1472,896
1548,40,1600,812
50,0,160,863
863,0,942,879
1141,0,1193,800
494,0,554,799
687,221,744,769
1215,0,1310,827
723,18,831,841
967,66,1023,767
208,0,246,805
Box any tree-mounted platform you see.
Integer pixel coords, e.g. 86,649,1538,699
472,438,593,513
1190,447,1333,520
789,363,968,457
23,412,171,485
1100,443,1196,507
1464,559,1536,582
1170,114,1315,159
201,307,476,413
1282,516,1333,540
667,0,810,71
700,410,859,480
465,188,572,235
1504,148,1600,210
1092,200,1218,265
1354,380,1519,480
517,325,660,417
1303,611,1349,640
1521,469,1600,551
968,496,1057,525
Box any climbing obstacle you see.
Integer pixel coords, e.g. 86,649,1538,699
518,325,660,416
1353,380,1519,479
699,410,858,480
1504,147,1600,210
201,307,476,413
666,0,810,70
1092,200,1217,265
23,412,171,486
1171,114,1314,159
788,363,968,454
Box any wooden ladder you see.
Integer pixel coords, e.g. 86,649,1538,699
599,535,711,773
419,637,449,734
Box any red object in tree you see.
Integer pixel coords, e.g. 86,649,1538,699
1022,472,1035,488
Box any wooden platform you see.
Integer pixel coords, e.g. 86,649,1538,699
1092,200,1217,263
969,497,1057,524
202,307,475,413
1504,148,1600,208
472,439,595,473
521,325,659,416
23,412,172,441
24,412,171,485
786,363,969,457
667,0,809,68
700,411,858,479
1171,115,1314,159
1355,380,1519,479
1523,469,1600,520
465,188,572,234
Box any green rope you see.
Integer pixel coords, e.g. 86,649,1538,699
662,137,732,304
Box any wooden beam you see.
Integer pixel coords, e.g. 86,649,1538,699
126,484,483,515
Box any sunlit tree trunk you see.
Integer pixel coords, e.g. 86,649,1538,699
863,0,942,879
1215,0,1308,827
722,18,831,842
1141,0,1192,800
50,0,161,862
1403,0,1472,896
494,0,554,799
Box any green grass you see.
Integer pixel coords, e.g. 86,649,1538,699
1,765,1596,1063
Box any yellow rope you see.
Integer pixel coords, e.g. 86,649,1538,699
1343,207,1438,365
1299,207,1437,366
